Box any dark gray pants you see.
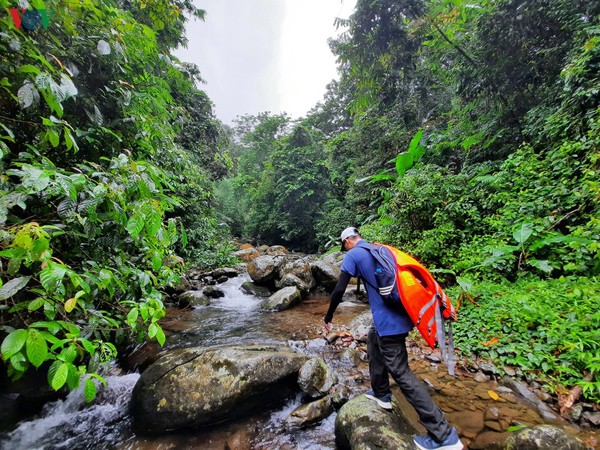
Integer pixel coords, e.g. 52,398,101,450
367,326,451,443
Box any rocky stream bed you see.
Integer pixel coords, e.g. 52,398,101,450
0,244,598,449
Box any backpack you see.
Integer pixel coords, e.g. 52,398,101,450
363,243,458,375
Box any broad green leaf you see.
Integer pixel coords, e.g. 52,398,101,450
10,352,28,372
50,361,69,390
408,129,424,153
64,128,78,152
155,326,166,346
28,298,45,311
148,323,158,339
145,210,162,238
529,259,553,274
513,223,533,246
30,321,61,333
47,129,60,147
26,329,48,368
40,263,67,292
0,276,31,300
59,345,77,364
19,65,41,75
395,152,414,177
126,214,145,238
57,320,80,337
79,338,96,355
66,363,80,390
84,378,97,402
1,329,28,360
126,308,139,327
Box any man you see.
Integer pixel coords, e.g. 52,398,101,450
323,227,463,450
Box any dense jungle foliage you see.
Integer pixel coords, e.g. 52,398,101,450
216,0,599,402
1,0,599,406
0,0,234,399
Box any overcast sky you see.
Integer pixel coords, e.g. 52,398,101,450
174,0,357,124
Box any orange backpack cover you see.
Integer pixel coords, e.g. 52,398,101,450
382,245,457,351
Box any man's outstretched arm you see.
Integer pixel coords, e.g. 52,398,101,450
323,271,352,330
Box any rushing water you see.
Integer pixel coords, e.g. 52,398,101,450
0,274,366,450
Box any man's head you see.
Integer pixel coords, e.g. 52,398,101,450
341,227,361,251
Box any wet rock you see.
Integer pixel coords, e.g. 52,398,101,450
340,348,362,367
240,281,272,298
265,245,289,256
565,404,583,422
279,258,316,290
234,247,260,262
225,428,255,450
478,362,500,375
582,411,600,426
297,357,338,398
502,380,562,423
535,390,553,403
346,310,373,342
325,331,340,344
426,354,442,363
248,255,285,285
335,394,417,450
504,424,587,450
503,366,517,377
330,384,351,409
342,285,367,304
485,406,501,421
275,273,310,293
448,410,485,437
210,267,238,278
177,290,210,308
474,371,488,382
469,430,509,449
131,345,308,433
216,275,229,284
203,285,225,299
172,276,191,294
485,420,506,432
311,259,341,291
285,396,334,429
261,286,301,311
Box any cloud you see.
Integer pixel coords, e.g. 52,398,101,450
174,0,356,124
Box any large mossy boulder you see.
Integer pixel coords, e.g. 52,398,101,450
261,286,301,311
504,425,586,450
335,394,417,450
131,345,308,433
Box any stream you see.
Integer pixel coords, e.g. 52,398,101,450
1,273,597,449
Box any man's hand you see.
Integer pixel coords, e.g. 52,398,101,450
323,320,332,333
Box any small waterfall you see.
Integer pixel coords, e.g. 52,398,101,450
0,373,139,450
